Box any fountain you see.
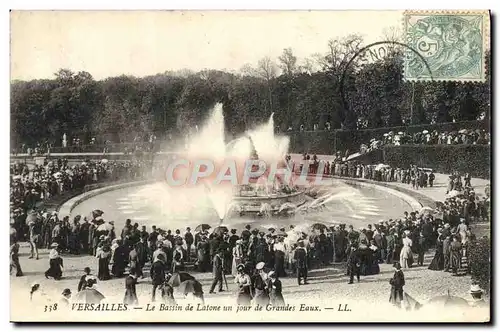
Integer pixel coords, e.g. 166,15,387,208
168,103,306,223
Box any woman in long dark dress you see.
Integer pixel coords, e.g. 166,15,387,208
123,274,138,305
112,241,127,278
357,241,373,276
368,240,380,275
97,244,111,280
389,262,405,307
45,243,63,280
267,271,285,306
428,231,445,271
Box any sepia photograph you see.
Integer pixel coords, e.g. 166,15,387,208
9,9,491,323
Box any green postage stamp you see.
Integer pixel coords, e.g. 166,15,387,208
403,10,490,82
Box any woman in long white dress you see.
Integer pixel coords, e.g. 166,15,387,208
399,233,413,269
231,240,243,277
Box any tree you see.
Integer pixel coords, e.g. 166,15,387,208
278,48,297,77
256,56,279,113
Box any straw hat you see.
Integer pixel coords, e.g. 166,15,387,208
50,242,59,248
256,262,265,270
469,285,483,294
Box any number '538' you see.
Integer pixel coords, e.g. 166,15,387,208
44,304,58,312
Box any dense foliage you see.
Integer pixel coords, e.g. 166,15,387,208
10,35,491,148
469,236,491,295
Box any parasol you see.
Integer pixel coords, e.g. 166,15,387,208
92,210,104,218
425,294,469,308
213,225,228,234
403,292,422,311
195,224,211,233
375,163,390,171
383,133,389,137
167,272,196,287
73,288,105,304
311,223,328,231
266,224,279,232
419,206,435,214
398,131,404,135
279,202,297,212
97,222,113,232
177,279,203,295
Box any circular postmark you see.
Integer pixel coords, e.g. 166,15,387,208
339,40,433,117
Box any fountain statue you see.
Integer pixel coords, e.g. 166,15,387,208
169,103,306,222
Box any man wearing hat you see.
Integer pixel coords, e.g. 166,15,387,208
150,253,167,302
209,248,225,294
294,241,308,285
229,229,239,247
241,225,251,241
469,285,488,308
59,288,72,307
347,244,360,284
443,235,452,272
184,227,194,262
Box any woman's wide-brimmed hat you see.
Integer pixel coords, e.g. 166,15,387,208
393,262,402,270
469,284,483,294
236,264,245,271
268,270,276,278
50,242,59,248
256,262,265,270
62,288,72,296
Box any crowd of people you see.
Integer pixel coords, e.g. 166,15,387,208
296,153,490,225
10,159,154,247
14,198,488,308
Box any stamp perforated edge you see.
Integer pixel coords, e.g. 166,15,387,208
402,10,490,83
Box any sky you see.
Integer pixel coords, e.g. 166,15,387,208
10,10,403,81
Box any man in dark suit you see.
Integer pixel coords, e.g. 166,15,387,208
240,225,251,241
148,225,159,259
209,249,225,294
136,236,149,276
347,244,360,284
416,231,426,266
443,235,452,272
150,253,167,302
229,229,239,247
209,234,221,262
294,241,308,285
184,227,194,262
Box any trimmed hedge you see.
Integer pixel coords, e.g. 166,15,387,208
469,237,491,295
383,145,491,179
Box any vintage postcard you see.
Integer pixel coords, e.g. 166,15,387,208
10,10,491,323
